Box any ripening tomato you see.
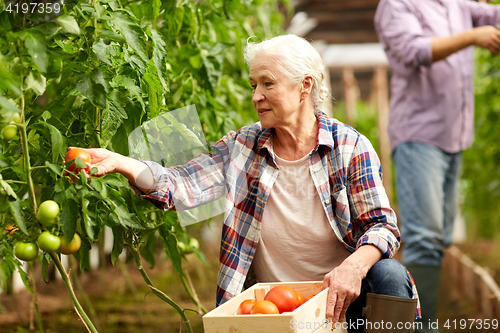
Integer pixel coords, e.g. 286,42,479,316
38,231,61,253
297,293,305,307
237,299,256,315
37,200,60,227
303,295,315,303
264,286,300,313
65,148,91,172
14,242,39,261
58,233,81,255
250,300,279,314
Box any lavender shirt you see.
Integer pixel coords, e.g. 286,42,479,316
374,0,500,153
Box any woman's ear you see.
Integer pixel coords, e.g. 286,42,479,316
301,76,313,95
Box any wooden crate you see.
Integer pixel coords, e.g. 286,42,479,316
203,281,346,333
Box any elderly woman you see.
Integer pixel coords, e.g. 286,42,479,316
76,34,419,332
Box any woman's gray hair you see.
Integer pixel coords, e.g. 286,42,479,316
244,34,331,112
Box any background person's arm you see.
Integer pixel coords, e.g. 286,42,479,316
432,25,500,62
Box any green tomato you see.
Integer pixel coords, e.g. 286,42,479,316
14,242,39,261
177,241,192,255
58,233,81,255
37,200,60,226
12,113,21,124
2,125,17,141
38,231,61,253
189,237,200,250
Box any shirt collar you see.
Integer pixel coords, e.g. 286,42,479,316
256,111,335,155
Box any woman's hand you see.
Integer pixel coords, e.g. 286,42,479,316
67,147,155,192
321,245,382,324
67,147,122,178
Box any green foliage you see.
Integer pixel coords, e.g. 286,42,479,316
461,48,500,239
0,0,288,327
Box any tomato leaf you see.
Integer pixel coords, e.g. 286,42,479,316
15,260,33,294
151,29,169,92
101,90,128,148
42,254,51,283
158,226,185,278
17,30,48,73
108,186,143,229
140,231,157,268
111,226,124,265
8,199,28,235
109,11,148,62
57,195,80,242
57,15,81,35
45,161,62,176
111,75,145,111
25,71,47,96
41,122,65,164
73,234,91,273
76,74,107,109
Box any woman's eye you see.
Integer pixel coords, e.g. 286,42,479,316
265,82,272,87
251,85,257,90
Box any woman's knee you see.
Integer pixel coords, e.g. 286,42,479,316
366,259,412,298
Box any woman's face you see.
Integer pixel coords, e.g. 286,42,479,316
249,55,303,129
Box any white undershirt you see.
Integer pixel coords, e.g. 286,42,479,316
252,151,350,282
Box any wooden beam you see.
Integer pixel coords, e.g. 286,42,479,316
373,66,393,204
297,0,379,11
342,68,359,127
305,31,380,44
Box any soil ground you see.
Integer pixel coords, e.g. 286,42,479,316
0,240,498,333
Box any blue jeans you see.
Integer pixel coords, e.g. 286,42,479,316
346,258,414,333
393,142,462,265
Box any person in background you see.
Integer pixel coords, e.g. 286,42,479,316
74,34,420,332
374,1,500,332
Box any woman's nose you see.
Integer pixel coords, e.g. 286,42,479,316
252,87,265,104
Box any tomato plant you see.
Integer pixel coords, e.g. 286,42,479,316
38,231,61,253
37,200,60,226
14,242,39,261
0,0,287,331
264,286,300,313
65,148,91,173
58,233,82,255
250,300,280,314
237,299,256,315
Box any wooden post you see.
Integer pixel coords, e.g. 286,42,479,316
373,66,393,204
342,68,359,127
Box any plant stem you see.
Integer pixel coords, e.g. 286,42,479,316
70,257,102,332
181,270,207,314
129,244,194,333
18,97,38,216
50,253,99,333
28,261,44,333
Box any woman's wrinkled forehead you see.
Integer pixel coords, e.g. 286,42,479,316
249,53,288,82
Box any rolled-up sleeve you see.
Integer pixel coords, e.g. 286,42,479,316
465,0,500,27
135,136,231,211
374,0,433,74
347,134,400,258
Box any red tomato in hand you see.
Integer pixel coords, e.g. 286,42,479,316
250,300,279,314
65,148,91,172
237,299,256,315
264,286,299,313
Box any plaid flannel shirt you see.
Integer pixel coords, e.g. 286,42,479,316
138,112,420,317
